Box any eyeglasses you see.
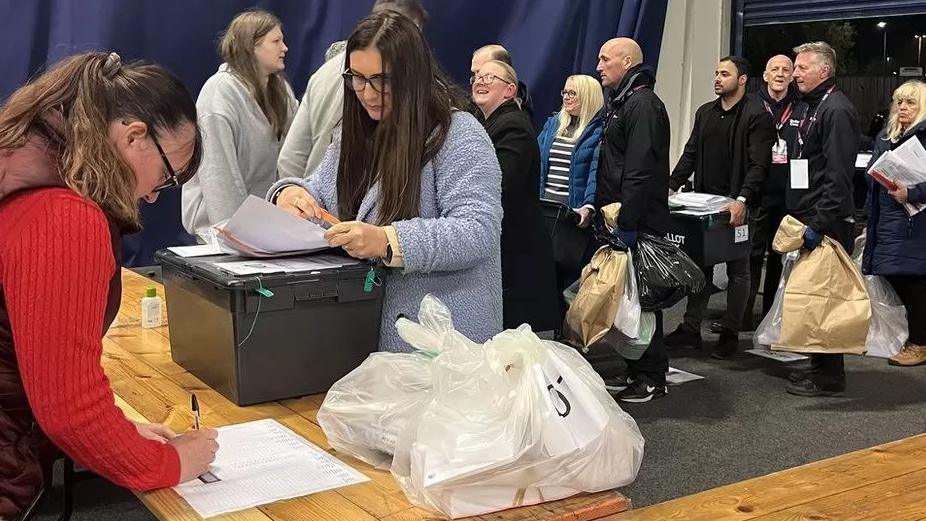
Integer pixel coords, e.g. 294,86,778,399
561,89,578,99
151,135,179,193
343,70,391,94
470,73,514,86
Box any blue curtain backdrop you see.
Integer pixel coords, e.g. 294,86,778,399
0,0,667,266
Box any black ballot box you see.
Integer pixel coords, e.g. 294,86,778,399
156,250,384,405
664,210,751,267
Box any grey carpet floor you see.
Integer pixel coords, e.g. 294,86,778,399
32,293,926,520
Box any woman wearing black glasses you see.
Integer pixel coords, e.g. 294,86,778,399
472,60,560,332
0,52,218,519
181,9,297,237
537,75,604,298
269,11,504,352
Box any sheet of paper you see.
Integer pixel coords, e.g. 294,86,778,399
665,367,704,385
217,195,332,257
855,153,872,169
745,348,809,363
789,160,809,189
167,243,224,258
213,254,358,276
866,147,926,216
174,419,369,518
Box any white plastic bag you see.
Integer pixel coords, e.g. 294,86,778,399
754,251,799,349
615,256,642,338
323,295,645,519
712,263,729,291
863,275,908,358
850,233,908,358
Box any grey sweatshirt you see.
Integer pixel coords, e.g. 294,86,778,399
182,64,297,235
277,50,345,180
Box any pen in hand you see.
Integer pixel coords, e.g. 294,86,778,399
191,393,201,431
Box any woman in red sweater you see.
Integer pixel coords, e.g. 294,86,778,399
0,52,218,518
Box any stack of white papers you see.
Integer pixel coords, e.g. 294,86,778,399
216,196,331,257
174,419,369,518
669,192,734,216
867,137,926,216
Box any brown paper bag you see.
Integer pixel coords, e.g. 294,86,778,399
564,246,629,348
770,216,871,354
563,203,627,348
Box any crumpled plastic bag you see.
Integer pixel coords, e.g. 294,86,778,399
851,234,908,358
633,234,706,311
320,295,645,519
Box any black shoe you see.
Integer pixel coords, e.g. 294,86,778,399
711,318,753,333
787,369,809,383
665,325,702,349
603,374,635,393
711,329,739,360
785,378,844,397
616,377,667,403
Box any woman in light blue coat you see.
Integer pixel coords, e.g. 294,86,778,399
268,11,502,352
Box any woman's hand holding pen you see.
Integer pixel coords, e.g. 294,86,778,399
170,428,219,483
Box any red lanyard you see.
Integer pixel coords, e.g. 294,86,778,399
763,101,794,131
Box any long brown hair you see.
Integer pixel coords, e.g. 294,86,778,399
338,11,469,224
220,10,290,140
0,52,201,227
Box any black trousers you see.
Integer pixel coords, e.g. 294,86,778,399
683,257,751,332
884,274,926,345
625,310,668,386
810,219,856,390
747,203,787,319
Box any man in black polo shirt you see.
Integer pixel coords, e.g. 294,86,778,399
744,55,808,324
665,56,775,359
785,41,860,397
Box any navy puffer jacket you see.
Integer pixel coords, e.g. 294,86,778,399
862,120,926,275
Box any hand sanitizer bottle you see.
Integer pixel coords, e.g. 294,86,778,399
141,287,163,328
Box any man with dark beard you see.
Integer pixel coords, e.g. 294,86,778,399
666,56,775,360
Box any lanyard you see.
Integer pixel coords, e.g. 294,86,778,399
797,85,835,157
763,101,794,132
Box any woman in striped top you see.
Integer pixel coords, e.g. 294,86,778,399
537,75,605,293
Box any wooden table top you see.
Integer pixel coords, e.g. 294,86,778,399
107,268,632,521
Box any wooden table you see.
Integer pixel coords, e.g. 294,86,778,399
106,268,631,521
612,432,926,520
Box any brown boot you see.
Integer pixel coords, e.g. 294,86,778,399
888,343,926,367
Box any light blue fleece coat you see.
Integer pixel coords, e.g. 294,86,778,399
269,112,503,352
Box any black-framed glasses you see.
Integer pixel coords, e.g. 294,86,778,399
561,89,578,99
151,135,179,193
470,73,514,86
343,70,391,93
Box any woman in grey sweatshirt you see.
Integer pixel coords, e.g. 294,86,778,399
268,11,503,352
182,10,297,236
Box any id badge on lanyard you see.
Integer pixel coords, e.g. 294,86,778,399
766,101,793,165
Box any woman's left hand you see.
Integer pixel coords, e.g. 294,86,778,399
325,221,388,259
889,184,909,204
133,421,177,444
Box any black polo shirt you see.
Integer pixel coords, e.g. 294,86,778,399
700,97,744,196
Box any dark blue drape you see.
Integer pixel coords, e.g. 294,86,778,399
0,0,667,266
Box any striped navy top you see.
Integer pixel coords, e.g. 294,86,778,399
543,119,579,205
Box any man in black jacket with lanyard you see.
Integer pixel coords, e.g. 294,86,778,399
665,56,776,360
594,37,671,403
745,55,807,324
787,41,860,397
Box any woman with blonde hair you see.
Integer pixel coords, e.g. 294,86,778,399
537,74,605,295
0,52,217,518
182,9,297,236
472,59,559,331
863,79,926,366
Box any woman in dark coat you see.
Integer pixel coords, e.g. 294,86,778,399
863,80,926,367
472,59,560,332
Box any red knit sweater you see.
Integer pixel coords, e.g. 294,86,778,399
0,188,181,491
